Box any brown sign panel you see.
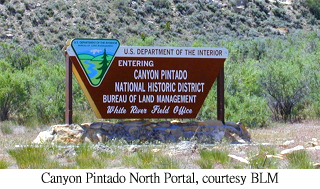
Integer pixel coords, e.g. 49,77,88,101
66,39,228,119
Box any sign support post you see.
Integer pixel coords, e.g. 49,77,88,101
217,67,225,124
65,54,73,125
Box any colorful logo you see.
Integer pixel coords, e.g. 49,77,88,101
71,39,120,86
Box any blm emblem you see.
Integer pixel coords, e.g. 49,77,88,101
70,39,120,86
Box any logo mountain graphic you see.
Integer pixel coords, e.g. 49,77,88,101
71,39,120,86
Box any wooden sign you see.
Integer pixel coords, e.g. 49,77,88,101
66,39,228,119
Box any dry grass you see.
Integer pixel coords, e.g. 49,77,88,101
250,120,320,145
231,120,320,168
1,120,320,169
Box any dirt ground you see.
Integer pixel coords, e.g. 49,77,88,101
1,120,320,168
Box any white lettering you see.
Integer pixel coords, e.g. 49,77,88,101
130,105,147,114
103,95,127,103
178,82,205,92
173,106,192,115
151,105,170,114
198,49,223,56
147,82,176,92
134,69,159,80
156,95,196,103
137,48,174,55
106,106,126,114
115,82,145,92
160,70,187,80
118,60,154,67
139,95,155,103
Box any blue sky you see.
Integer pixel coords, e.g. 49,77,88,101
71,39,120,56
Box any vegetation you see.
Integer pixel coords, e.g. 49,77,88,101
0,0,320,49
0,1,320,128
7,145,57,168
75,144,109,169
196,148,230,168
306,0,320,19
0,121,14,134
1,0,320,170
248,145,279,169
5,140,318,169
1,30,320,128
200,30,320,127
286,150,315,169
0,158,10,169
5,143,181,169
123,148,180,169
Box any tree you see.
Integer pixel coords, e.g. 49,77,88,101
259,59,309,122
0,60,28,121
96,49,109,81
306,0,320,20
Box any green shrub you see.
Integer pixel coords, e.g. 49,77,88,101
198,87,217,120
286,150,314,169
154,155,180,169
225,94,270,128
199,54,270,127
123,150,155,169
8,146,52,168
123,149,180,169
306,0,320,19
0,43,70,125
196,149,229,168
195,158,215,169
24,61,65,124
126,36,155,46
0,121,14,135
248,145,279,169
0,159,10,169
75,144,106,168
199,32,320,126
151,0,170,9
259,58,309,122
0,60,28,121
272,7,286,18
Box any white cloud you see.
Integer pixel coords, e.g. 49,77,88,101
90,49,102,55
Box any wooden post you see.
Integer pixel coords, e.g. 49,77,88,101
65,54,72,125
217,66,225,124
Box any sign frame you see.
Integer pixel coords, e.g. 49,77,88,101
64,39,226,124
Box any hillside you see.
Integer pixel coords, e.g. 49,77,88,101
1,0,320,127
1,0,320,49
